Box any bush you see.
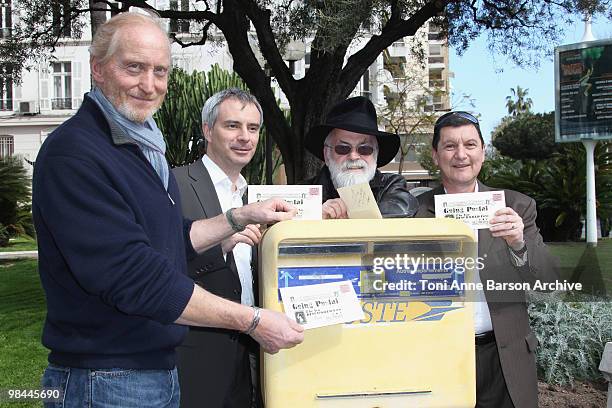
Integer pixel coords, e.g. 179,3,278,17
492,112,558,160
528,292,612,385
485,142,612,241
0,223,8,247
0,156,33,245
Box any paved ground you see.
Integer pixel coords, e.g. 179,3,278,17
0,250,38,260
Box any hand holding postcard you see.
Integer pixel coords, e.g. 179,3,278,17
248,185,322,220
435,191,506,230
279,280,364,329
336,183,382,219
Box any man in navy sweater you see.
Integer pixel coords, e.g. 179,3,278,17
33,12,303,407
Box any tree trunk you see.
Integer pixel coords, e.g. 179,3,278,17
89,1,107,38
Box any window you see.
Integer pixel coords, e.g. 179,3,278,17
0,0,11,39
304,52,310,73
52,0,71,37
0,135,14,158
171,56,191,73
429,44,442,56
0,65,12,111
288,60,296,76
51,62,72,110
169,0,190,33
361,69,371,100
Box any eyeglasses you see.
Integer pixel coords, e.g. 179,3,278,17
324,143,376,156
434,111,479,129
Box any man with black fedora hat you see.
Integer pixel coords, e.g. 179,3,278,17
303,96,418,219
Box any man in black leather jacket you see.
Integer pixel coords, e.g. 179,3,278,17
302,96,418,218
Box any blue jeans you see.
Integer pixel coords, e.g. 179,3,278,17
41,364,180,408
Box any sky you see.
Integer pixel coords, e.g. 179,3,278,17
449,16,612,143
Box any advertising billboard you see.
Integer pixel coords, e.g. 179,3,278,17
555,38,612,142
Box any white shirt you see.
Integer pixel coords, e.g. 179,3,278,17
202,155,254,306
444,182,493,334
444,182,527,334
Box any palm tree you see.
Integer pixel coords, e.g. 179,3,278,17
505,86,534,116
0,156,33,246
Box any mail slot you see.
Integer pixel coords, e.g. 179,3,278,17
259,218,477,408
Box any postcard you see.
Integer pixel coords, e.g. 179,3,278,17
248,185,322,220
434,191,506,229
279,280,364,329
336,182,382,219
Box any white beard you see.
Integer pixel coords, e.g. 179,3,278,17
327,158,377,189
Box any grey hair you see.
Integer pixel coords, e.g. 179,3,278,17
89,11,170,67
201,88,263,129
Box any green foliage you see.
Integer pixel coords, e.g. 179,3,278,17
0,157,34,246
155,65,283,184
492,112,558,160
0,224,9,247
2,236,38,252
505,85,533,116
528,292,612,385
417,143,438,179
485,142,612,241
478,151,519,186
156,65,251,167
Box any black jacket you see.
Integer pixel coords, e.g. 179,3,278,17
303,166,419,217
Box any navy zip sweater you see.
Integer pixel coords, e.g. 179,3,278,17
32,96,195,369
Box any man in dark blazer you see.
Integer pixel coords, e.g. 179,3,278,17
173,89,264,408
415,111,559,408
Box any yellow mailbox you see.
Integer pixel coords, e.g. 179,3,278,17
259,218,478,408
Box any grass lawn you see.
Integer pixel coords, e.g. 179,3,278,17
0,259,47,408
548,239,612,295
2,237,37,253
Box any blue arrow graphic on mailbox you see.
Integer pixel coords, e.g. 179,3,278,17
279,270,294,287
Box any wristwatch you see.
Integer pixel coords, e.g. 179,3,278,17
225,208,246,232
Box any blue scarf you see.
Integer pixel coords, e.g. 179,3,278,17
89,87,169,190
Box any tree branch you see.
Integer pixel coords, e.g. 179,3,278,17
339,0,449,94
238,0,296,102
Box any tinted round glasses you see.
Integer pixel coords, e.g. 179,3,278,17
324,143,376,156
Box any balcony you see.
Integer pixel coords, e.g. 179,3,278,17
429,79,446,89
51,98,72,110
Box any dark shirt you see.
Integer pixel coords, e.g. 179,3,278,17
32,96,195,369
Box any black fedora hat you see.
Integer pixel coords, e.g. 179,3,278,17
305,96,400,167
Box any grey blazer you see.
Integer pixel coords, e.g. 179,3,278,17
415,181,559,408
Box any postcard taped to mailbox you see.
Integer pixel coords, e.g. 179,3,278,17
279,280,364,329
